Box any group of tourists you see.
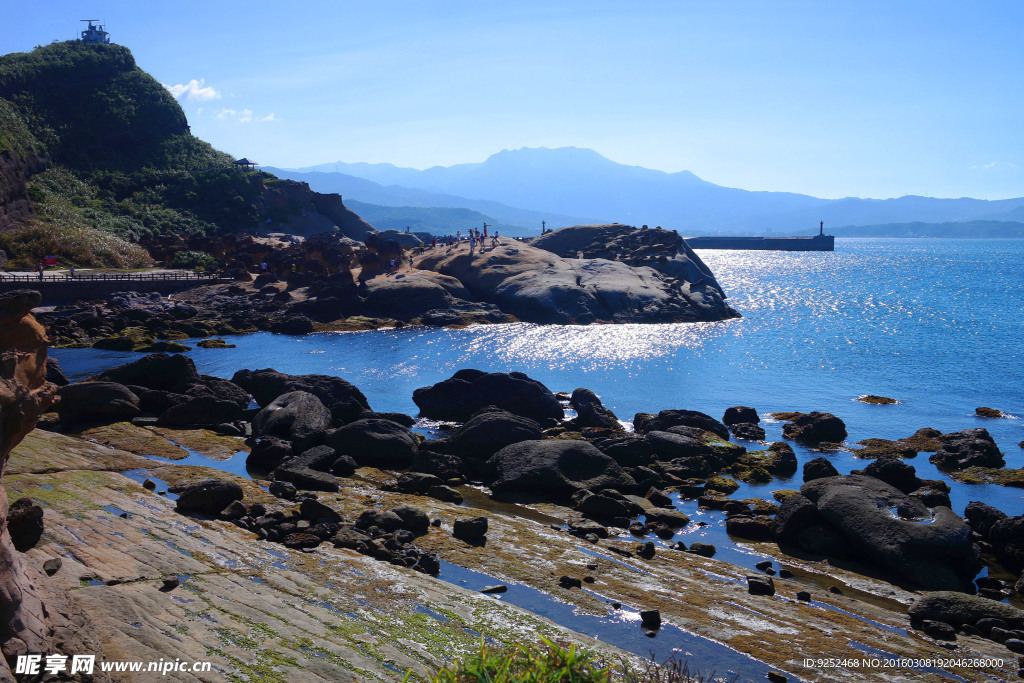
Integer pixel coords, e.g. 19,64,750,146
427,226,501,254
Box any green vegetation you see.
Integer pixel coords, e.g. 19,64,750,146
0,40,285,267
169,249,218,271
421,637,611,683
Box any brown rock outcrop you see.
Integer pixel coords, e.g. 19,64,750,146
0,151,46,234
0,290,107,680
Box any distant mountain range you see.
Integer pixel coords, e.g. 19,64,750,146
270,147,1024,237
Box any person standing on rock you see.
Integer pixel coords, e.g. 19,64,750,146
408,255,414,270
37,261,44,281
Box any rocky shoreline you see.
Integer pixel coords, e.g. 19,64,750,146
3,286,1024,680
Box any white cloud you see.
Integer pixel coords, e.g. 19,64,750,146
163,78,221,101
970,161,1018,171
217,108,281,123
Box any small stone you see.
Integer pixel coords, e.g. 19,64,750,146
1006,639,1024,654
640,609,661,630
746,575,775,596
612,602,622,609
922,620,957,641
583,576,595,584
779,569,794,579
586,563,598,570
453,516,488,542
755,560,773,572
143,479,156,490
160,577,180,592
480,585,508,594
767,673,788,683
269,480,297,500
558,576,582,589
796,591,811,601
43,558,62,576
687,542,716,557
636,542,656,559
828,586,843,594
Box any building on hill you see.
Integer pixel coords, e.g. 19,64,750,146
79,20,110,45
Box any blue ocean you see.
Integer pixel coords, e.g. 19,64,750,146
53,237,1024,568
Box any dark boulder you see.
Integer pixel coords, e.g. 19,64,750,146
45,357,69,386
95,352,200,392
572,490,632,519
964,501,1008,539
359,411,416,428
989,517,1024,572
908,592,1024,628
327,418,418,468
488,440,636,499
773,494,822,545
446,407,543,460
392,505,430,536
355,509,403,533
723,406,759,425
633,409,729,440
332,454,357,477
409,450,464,480
857,456,923,494
453,516,488,541
174,480,243,515
273,445,340,492
157,395,244,427
746,575,776,596
412,369,563,423
252,390,332,446
799,475,979,591
394,472,444,494
188,376,251,409
930,428,1005,470
570,388,621,430
730,422,766,440
231,368,371,425
644,431,718,461
802,457,839,482
727,517,774,541
246,436,293,471
591,436,653,467
57,382,140,423
7,498,44,551
782,412,847,445
767,442,798,475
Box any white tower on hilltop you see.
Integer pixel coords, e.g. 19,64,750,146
79,20,110,44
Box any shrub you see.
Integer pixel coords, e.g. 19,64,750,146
422,638,610,683
168,249,218,271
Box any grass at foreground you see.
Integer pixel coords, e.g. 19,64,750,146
413,638,739,683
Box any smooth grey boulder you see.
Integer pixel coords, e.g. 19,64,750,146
446,407,543,459
591,436,653,467
252,390,331,446
488,440,636,499
413,369,564,423
800,475,979,591
989,516,1024,572
964,501,1008,539
327,418,418,468
857,456,922,493
157,395,243,427
57,381,140,423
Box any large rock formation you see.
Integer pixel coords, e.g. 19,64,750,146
416,236,737,324
0,290,107,679
773,474,979,591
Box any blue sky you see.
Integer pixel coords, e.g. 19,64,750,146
3,1,1022,200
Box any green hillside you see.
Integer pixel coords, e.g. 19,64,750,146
0,40,281,267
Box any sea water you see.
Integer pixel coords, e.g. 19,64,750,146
53,237,1024,546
